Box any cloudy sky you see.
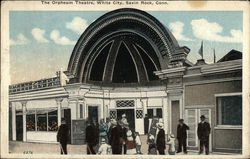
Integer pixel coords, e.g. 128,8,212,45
10,11,242,84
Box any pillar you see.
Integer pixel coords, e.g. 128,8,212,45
21,101,27,142
11,102,16,141
162,97,168,134
56,98,63,126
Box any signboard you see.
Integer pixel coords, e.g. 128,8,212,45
148,118,159,140
71,119,86,145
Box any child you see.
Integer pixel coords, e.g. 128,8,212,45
98,138,111,155
166,134,176,155
148,135,157,155
126,130,137,155
134,132,142,154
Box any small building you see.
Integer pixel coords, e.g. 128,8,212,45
9,8,242,153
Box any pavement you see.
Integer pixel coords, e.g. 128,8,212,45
9,135,239,155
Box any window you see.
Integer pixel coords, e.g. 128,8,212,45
217,95,242,125
26,108,58,132
37,111,47,131
26,113,35,131
48,110,58,131
147,108,162,118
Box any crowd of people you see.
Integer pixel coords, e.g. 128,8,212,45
85,114,142,155
56,114,211,155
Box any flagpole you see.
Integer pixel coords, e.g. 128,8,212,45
214,48,216,63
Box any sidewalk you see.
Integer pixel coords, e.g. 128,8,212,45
9,135,240,155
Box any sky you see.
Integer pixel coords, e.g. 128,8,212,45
9,11,243,84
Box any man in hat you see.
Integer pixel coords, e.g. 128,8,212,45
156,122,166,155
110,119,123,154
176,119,189,154
86,119,97,154
197,115,211,155
57,119,69,154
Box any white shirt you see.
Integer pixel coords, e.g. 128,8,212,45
135,135,141,145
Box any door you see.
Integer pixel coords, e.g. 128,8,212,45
171,101,180,137
117,109,135,131
16,115,23,141
171,101,180,149
88,106,98,123
185,108,211,151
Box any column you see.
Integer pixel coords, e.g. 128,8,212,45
11,102,16,141
21,101,27,142
162,97,168,134
56,98,63,126
141,97,147,135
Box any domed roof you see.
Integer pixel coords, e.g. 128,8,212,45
65,8,189,85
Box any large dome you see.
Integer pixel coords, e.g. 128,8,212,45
65,8,188,85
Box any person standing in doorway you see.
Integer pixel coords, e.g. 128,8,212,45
57,119,69,155
86,119,97,154
156,122,166,155
176,119,189,154
197,115,211,155
144,114,149,135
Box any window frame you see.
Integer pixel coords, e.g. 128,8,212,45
26,108,58,132
215,92,242,128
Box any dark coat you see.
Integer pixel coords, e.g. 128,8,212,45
57,124,69,144
177,123,189,139
110,124,123,154
110,124,123,146
156,129,166,150
86,124,97,145
197,122,211,140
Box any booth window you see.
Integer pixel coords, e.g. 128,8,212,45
217,95,242,125
37,112,47,131
26,114,35,131
147,108,163,118
48,110,58,131
26,109,58,132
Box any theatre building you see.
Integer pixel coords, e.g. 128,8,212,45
9,9,242,153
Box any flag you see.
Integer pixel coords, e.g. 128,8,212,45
213,48,216,63
198,41,203,59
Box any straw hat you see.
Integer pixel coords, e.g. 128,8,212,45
157,122,164,129
170,134,175,138
149,135,154,140
101,138,106,143
122,114,126,118
127,130,132,137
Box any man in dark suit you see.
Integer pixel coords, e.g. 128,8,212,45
156,123,165,155
110,119,123,154
57,119,69,154
197,115,211,155
86,119,97,154
177,119,189,154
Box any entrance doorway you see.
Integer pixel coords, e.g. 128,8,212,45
171,100,180,150
117,109,135,131
88,106,98,123
16,115,23,141
171,100,180,137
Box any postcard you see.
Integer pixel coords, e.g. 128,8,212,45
1,0,250,158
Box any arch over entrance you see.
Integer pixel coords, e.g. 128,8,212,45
65,8,190,84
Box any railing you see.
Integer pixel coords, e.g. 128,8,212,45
9,76,61,94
